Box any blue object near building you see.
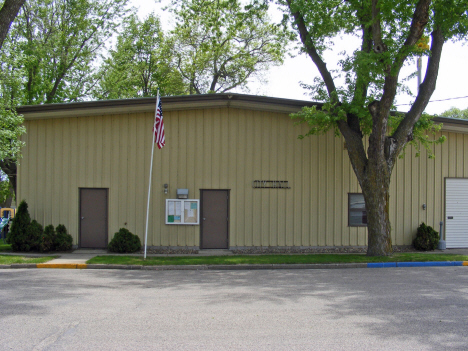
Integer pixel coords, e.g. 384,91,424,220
368,261,465,268
0,216,9,243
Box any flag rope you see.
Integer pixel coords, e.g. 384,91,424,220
144,90,161,259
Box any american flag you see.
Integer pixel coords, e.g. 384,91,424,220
153,94,165,149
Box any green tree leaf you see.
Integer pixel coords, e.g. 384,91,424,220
439,106,468,119
92,13,187,99
169,0,293,94
3,0,131,105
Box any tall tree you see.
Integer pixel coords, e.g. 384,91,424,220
169,0,292,94
0,0,25,203
0,81,25,202
440,107,468,119
3,0,130,105
0,0,25,50
93,13,187,99
283,0,468,255
0,0,130,199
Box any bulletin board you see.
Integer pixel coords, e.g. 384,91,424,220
165,199,200,225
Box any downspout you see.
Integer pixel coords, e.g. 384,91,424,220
438,220,446,250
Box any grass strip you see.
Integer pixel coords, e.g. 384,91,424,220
86,253,468,266
0,255,56,265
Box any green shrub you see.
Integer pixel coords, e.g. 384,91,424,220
108,228,141,253
5,200,73,252
23,220,43,252
40,224,55,252
54,224,73,251
413,222,439,251
7,200,32,251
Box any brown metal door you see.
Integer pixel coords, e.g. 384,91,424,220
200,190,229,249
80,188,108,248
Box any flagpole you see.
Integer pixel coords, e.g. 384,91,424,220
144,90,159,259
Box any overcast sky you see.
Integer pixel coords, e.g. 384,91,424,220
130,0,468,115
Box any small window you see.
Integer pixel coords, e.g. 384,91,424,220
349,193,367,226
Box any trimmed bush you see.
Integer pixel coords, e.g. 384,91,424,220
5,200,74,252
413,222,439,251
40,225,55,252
108,228,141,253
7,200,32,251
23,220,43,252
54,224,73,251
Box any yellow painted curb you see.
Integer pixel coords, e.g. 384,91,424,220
463,261,468,266
36,263,88,269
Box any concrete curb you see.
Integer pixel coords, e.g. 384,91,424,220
36,263,88,269
142,265,208,270
11,264,37,269
1,261,467,270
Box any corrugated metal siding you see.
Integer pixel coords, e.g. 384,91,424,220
17,107,468,248
389,131,468,247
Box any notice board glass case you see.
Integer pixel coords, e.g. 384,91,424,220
165,199,200,225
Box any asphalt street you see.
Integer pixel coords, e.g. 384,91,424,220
1,267,468,350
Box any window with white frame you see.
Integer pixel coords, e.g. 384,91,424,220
348,193,367,226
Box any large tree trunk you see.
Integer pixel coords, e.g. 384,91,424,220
0,160,17,204
346,146,393,256
1,188,14,208
1,196,13,208
361,172,392,256
0,0,25,51
362,102,394,256
343,102,395,256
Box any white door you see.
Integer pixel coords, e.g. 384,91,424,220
445,178,468,248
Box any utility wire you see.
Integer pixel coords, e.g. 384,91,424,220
395,95,468,106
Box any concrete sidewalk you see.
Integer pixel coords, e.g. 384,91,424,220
46,248,234,264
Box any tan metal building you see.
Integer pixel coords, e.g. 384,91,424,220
16,94,468,250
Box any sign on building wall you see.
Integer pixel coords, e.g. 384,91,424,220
252,180,290,189
165,199,200,225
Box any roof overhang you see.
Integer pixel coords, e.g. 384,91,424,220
16,93,468,133
17,93,320,121
432,116,468,134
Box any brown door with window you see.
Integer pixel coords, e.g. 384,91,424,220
80,188,108,248
200,190,229,249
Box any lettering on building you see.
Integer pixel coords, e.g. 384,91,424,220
252,180,290,189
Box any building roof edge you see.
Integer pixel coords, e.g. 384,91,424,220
17,93,321,120
16,93,468,133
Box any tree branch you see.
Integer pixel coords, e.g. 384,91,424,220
349,14,373,136
0,159,17,200
380,0,431,112
371,0,386,53
0,0,25,51
336,119,368,180
286,0,337,101
391,28,444,159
